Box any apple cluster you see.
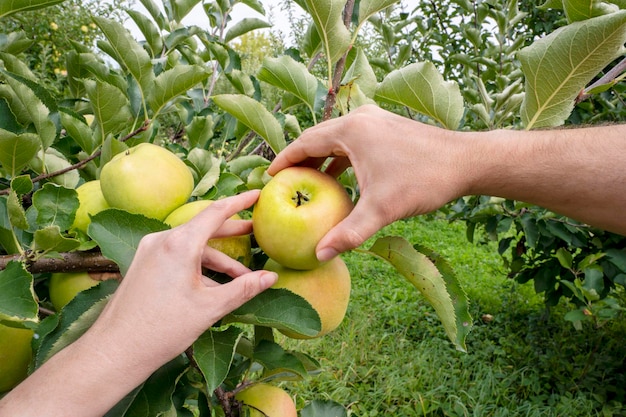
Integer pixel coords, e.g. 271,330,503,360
252,167,354,340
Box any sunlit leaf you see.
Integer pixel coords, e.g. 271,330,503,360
375,62,464,129
212,94,286,154
519,11,626,129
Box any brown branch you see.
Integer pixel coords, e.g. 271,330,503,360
1,251,119,274
0,120,150,196
577,56,626,104
322,0,356,121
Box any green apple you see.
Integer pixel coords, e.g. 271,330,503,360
49,271,119,311
164,200,252,266
252,166,353,270
265,256,351,339
0,324,34,393
99,143,194,220
71,180,109,234
234,383,297,417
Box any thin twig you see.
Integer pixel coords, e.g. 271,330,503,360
0,120,150,196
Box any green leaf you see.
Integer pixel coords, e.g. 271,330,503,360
188,149,221,197
88,209,169,275
84,79,133,140
343,48,378,98
148,65,211,116
138,0,169,30
301,400,348,417
258,56,321,112
564,0,619,22
60,112,97,155
240,0,265,15
0,129,40,176
3,75,56,149
32,225,80,253
7,189,28,230
29,148,80,188
223,288,321,337
227,155,270,177
555,247,573,269
10,175,33,195
254,339,309,380
170,0,201,21
186,115,214,149
193,326,243,394
212,94,286,154
305,0,351,65
126,9,164,57
123,356,188,416
0,0,66,18
375,62,465,130
225,17,271,43
519,11,626,129
366,237,472,352
0,261,38,324
357,0,400,25
31,183,78,230
92,16,155,97
36,280,119,366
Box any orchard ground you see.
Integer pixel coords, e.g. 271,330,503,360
282,215,626,416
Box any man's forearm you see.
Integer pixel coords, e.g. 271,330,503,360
464,125,626,235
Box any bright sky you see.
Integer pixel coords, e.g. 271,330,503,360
127,0,419,42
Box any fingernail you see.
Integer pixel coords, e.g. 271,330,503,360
260,271,278,288
317,248,338,262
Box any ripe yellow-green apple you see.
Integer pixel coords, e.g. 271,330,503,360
164,200,252,266
265,256,351,339
252,166,353,270
70,180,110,234
234,383,297,417
49,271,119,311
0,324,34,392
99,143,194,220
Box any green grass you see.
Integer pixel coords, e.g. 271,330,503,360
282,216,626,416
